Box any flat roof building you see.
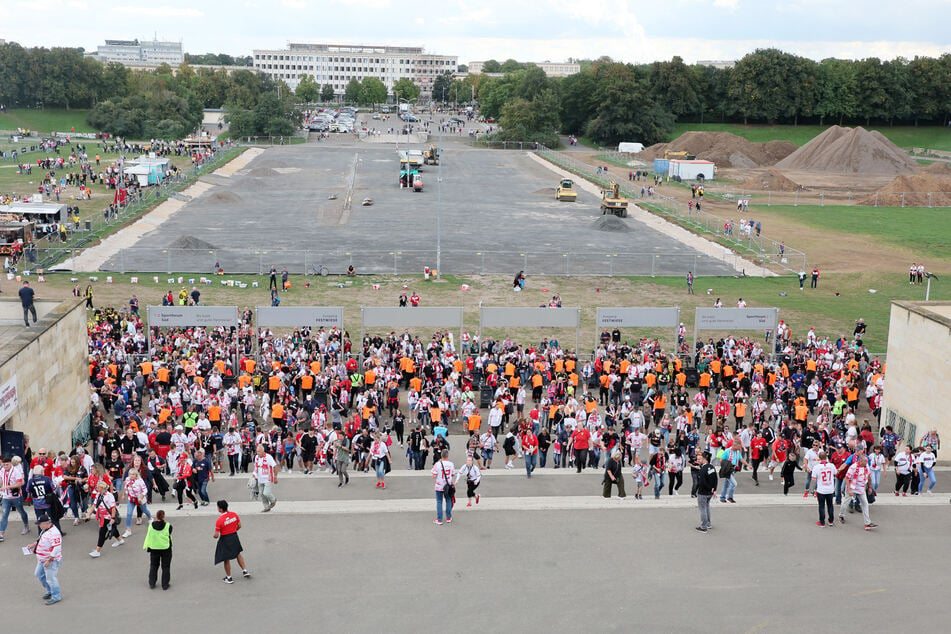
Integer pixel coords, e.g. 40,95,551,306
86,39,184,67
468,60,580,77
252,43,457,99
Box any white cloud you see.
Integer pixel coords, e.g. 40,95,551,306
281,0,307,8
713,0,739,9
114,6,203,17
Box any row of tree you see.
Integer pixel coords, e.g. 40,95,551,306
451,50,951,146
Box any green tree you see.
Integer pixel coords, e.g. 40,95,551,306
359,77,387,106
648,56,700,120
500,58,523,73
391,78,420,102
344,78,362,103
584,65,673,145
513,65,550,101
815,58,858,125
296,74,321,103
558,71,598,134
432,71,454,103
320,83,335,102
728,48,817,124
481,59,501,73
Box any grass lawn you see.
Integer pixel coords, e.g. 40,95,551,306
667,123,951,151
0,109,94,134
762,205,951,261
32,269,949,353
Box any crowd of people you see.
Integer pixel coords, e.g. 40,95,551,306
2,295,943,602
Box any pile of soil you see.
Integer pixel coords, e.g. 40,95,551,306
739,168,802,191
591,215,632,232
777,126,917,174
860,162,951,206
534,187,555,196
168,236,217,250
203,190,242,204
640,132,797,168
248,167,278,177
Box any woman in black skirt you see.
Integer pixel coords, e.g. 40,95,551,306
213,500,250,584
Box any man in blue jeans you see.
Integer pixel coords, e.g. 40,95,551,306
30,514,62,605
719,446,750,503
431,450,455,525
192,449,214,506
0,455,30,541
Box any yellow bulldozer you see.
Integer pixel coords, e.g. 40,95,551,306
664,150,697,160
555,178,577,202
600,182,629,218
423,143,440,165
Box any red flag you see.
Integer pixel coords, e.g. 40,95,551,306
114,188,128,206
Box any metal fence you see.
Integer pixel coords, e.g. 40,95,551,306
534,145,808,274
54,247,748,277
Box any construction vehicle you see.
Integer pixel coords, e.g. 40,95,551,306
555,178,577,202
412,174,424,192
407,149,423,170
664,150,696,160
423,144,440,165
600,182,629,218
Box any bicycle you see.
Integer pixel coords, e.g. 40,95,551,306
309,263,329,276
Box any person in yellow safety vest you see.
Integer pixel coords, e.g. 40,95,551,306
143,509,173,590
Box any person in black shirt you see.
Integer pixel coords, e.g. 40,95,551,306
18,281,36,327
300,429,317,475
696,451,718,532
537,428,551,468
602,450,625,498
408,426,423,470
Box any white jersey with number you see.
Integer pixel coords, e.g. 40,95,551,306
811,461,837,495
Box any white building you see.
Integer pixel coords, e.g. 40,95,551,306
252,43,457,99
696,60,735,69
86,39,184,67
468,60,580,78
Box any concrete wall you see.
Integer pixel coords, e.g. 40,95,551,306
881,301,951,446
0,298,88,453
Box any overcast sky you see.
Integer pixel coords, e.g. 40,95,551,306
2,0,949,64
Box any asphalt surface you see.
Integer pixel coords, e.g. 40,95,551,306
102,120,734,276
1,502,947,631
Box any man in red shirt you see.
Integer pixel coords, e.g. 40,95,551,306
521,430,539,478
213,500,250,584
750,431,769,486
571,427,591,474
30,449,54,477
768,437,788,481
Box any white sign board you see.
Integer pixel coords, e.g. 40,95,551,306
256,306,343,328
0,376,17,422
695,307,778,331
361,306,463,328
147,306,239,328
480,307,581,328
596,307,680,328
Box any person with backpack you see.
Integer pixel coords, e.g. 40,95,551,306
718,443,751,503
695,451,718,533
86,480,123,557
431,449,455,525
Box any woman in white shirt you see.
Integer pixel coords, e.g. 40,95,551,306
868,445,885,492
370,433,390,489
667,448,685,495
917,445,937,495
454,455,482,507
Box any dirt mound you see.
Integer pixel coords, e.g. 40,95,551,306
534,188,555,195
640,132,797,168
248,167,278,177
740,168,802,192
591,215,632,232
777,126,917,174
203,190,242,204
860,165,951,206
168,236,218,250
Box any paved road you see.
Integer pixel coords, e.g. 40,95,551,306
1,497,946,630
